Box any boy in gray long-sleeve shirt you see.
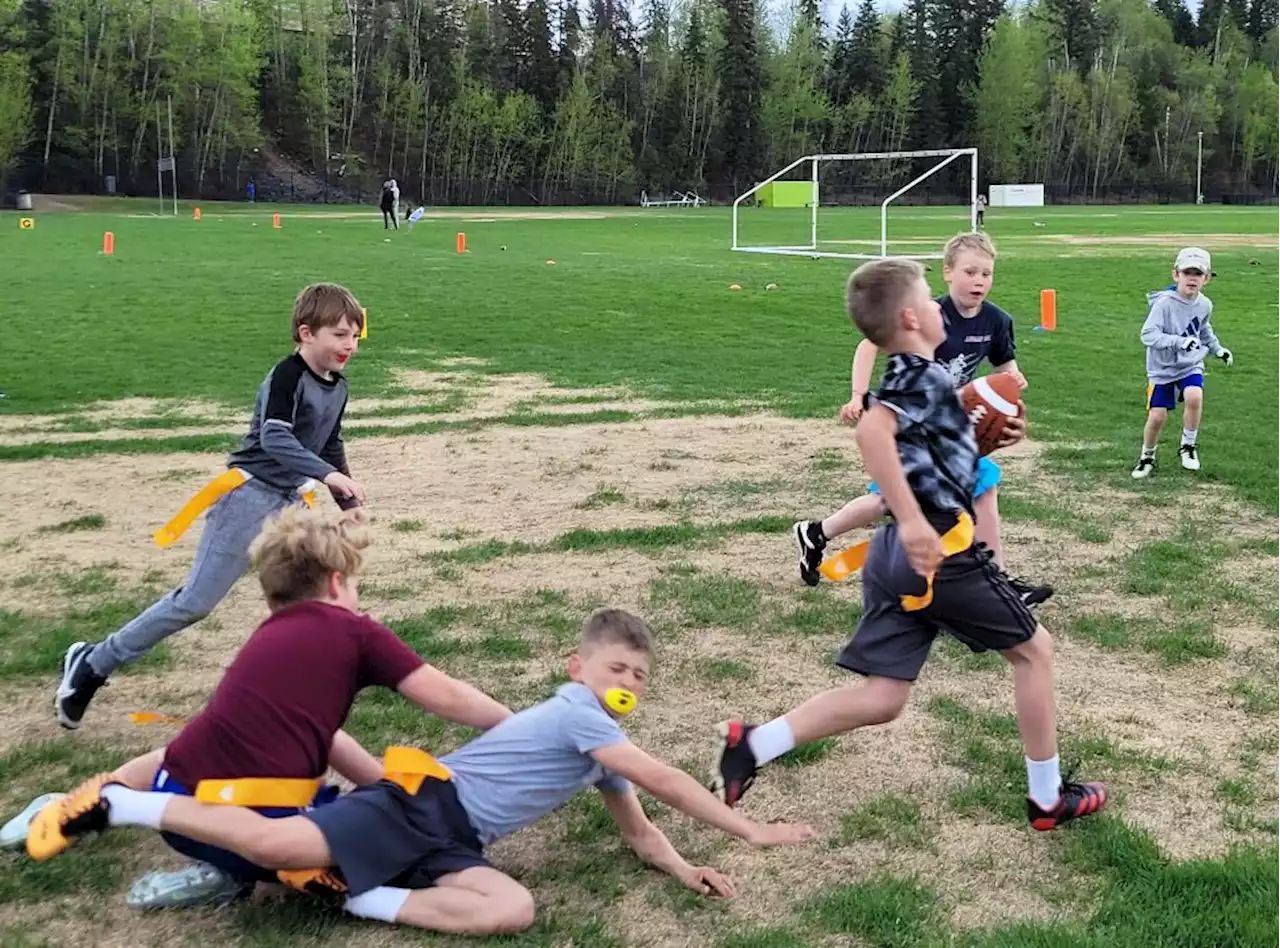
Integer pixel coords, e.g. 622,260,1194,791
55,284,369,730
1132,247,1233,479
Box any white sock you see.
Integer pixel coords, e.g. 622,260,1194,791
345,886,410,923
1141,445,1156,458
1025,755,1062,810
1182,428,1198,446
747,719,796,767
101,785,168,830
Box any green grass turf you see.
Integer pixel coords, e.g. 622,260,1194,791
0,199,1276,945
4,203,1276,505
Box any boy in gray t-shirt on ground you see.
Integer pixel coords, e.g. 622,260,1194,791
32,610,816,936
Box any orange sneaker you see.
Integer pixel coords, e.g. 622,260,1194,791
26,773,116,861
277,867,348,905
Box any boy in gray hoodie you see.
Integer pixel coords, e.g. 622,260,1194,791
1132,247,1233,478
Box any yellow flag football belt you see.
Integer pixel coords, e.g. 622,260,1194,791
817,512,975,612
153,469,319,548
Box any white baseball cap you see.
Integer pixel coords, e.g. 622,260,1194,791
1174,247,1212,274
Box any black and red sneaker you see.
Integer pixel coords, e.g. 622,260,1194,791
710,720,758,808
1028,779,1109,831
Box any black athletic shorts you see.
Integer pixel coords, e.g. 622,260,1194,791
837,521,1038,682
305,777,490,897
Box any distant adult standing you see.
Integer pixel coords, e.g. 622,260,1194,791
380,178,399,230
976,193,987,229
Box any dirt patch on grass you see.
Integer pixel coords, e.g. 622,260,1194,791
1,408,1276,944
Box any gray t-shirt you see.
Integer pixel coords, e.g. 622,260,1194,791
226,353,349,492
443,683,631,846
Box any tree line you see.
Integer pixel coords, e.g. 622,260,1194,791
0,0,1276,205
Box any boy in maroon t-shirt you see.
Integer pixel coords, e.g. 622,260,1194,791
22,506,510,907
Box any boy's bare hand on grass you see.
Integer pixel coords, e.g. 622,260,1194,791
745,821,818,847
681,866,736,897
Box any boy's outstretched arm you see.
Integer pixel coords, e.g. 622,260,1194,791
397,665,512,731
600,787,735,897
590,742,815,847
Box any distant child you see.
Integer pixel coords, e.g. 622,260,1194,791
54,284,369,729
976,193,987,228
26,505,510,909
32,610,815,936
1132,247,1232,478
380,179,400,229
792,232,1052,609
712,257,1108,833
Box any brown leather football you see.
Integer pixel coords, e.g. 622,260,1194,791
960,373,1023,456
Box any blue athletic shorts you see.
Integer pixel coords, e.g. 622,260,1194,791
869,456,1002,501
153,768,339,882
1147,373,1202,411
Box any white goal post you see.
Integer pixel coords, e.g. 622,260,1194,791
730,148,978,260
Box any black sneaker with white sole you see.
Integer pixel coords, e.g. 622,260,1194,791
1007,576,1054,610
792,521,827,587
55,642,108,730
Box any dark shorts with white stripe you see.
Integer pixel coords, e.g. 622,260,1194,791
837,521,1038,682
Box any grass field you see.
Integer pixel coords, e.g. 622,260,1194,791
1,199,1277,947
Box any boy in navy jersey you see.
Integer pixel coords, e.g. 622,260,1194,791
792,233,1052,608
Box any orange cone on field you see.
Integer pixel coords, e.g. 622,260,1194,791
272,213,281,229
103,232,115,256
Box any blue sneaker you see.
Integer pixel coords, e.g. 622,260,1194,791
127,862,253,909
1,793,66,850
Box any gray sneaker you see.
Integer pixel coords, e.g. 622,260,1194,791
126,862,253,910
1,793,66,850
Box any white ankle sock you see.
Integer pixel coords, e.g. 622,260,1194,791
101,785,168,830
1025,755,1062,810
1182,428,1198,446
747,719,796,766
1141,445,1156,458
345,886,410,923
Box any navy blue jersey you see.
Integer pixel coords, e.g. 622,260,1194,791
933,295,1016,387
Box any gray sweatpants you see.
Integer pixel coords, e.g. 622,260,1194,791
89,479,294,677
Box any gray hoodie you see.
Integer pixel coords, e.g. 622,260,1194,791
1140,288,1222,385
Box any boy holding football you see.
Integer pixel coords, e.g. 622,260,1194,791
792,232,1052,609
713,257,1109,833
1131,247,1232,478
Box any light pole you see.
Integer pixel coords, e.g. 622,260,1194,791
1196,130,1204,205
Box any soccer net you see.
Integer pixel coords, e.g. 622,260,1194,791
731,149,978,260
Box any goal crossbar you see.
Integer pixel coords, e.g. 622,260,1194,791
731,149,978,260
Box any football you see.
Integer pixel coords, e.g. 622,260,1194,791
960,374,1023,456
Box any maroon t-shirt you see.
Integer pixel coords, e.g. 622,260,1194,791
163,601,424,787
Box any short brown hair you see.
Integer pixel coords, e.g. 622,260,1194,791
291,283,365,344
845,257,926,347
250,506,371,610
942,231,996,268
581,609,655,658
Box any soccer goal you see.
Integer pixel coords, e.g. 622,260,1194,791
731,148,978,260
